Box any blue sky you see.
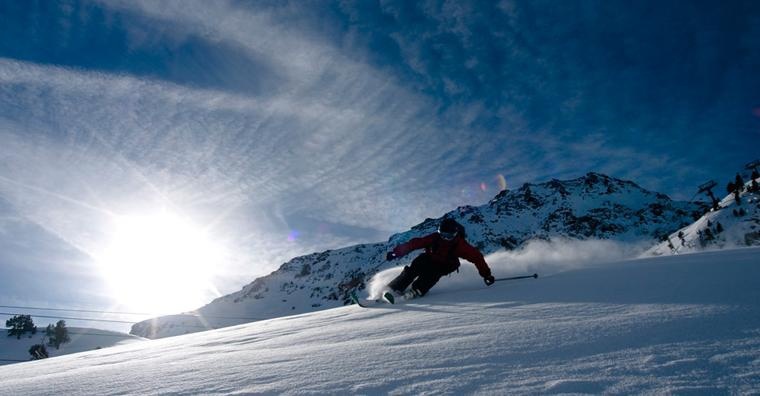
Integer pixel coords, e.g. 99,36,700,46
0,0,759,330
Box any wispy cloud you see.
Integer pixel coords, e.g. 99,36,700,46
0,37,492,291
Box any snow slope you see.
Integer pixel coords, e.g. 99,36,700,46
0,327,143,366
132,173,701,338
1,247,758,394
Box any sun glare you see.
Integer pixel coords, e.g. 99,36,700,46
98,212,225,315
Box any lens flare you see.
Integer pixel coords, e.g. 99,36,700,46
496,174,508,191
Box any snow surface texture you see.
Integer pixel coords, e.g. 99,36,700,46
0,327,143,366
132,173,702,338
1,248,758,394
649,177,760,256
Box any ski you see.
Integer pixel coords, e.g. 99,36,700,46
350,291,390,308
350,291,403,308
349,291,370,307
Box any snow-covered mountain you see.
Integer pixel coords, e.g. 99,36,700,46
131,173,702,338
2,248,759,394
648,176,760,256
0,327,143,366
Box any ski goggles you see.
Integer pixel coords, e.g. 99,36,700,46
438,230,457,240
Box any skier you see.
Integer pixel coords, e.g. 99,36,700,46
384,218,495,300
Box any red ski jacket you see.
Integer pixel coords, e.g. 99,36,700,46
392,233,492,278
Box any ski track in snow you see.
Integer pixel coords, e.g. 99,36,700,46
0,247,758,394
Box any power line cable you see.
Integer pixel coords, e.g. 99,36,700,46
0,331,142,339
0,312,242,329
0,305,153,316
63,331,143,338
0,305,271,322
0,312,136,324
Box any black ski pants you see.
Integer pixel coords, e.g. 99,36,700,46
387,253,457,296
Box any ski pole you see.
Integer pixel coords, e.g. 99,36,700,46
494,273,538,282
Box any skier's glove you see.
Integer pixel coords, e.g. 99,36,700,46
386,252,397,261
484,275,495,286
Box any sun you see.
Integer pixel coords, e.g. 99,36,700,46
97,211,226,315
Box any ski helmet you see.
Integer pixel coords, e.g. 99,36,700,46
437,218,459,241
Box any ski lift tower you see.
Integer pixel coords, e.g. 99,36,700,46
697,180,720,211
